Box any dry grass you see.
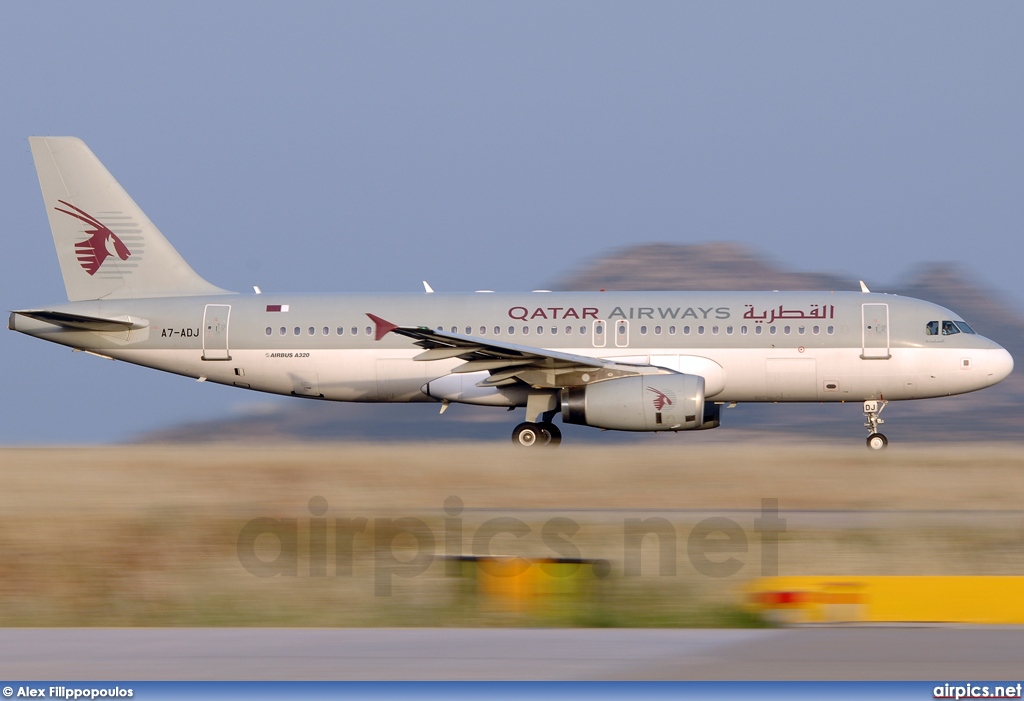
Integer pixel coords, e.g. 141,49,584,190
1,442,1022,626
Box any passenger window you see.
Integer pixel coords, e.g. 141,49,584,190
508,326,515,335
337,327,344,335
655,325,662,335
726,326,733,335
323,326,329,336
755,326,763,335
280,327,287,336
352,327,358,335
640,325,648,335
494,326,500,335
294,327,301,336
926,321,939,336
740,326,747,335
669,325,676,335
308,326,315,336
565,326,573,334
537,326,543,335
265,327,272,336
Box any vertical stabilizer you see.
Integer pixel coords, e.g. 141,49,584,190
29,136,233,301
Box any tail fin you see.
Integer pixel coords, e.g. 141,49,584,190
28,136,232,301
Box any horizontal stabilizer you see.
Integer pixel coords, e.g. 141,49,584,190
11,310,147,332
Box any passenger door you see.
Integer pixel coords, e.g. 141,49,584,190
202,304,231,361
861,303,890,359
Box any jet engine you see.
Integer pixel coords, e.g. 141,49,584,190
561,374,720,431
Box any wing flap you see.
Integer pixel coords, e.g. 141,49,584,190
415,346,485,361
452,358,535,373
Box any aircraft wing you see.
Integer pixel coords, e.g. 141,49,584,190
367,313,669,388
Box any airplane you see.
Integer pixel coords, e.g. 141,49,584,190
9,137,1014,450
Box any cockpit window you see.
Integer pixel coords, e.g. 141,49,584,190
927,320,977,336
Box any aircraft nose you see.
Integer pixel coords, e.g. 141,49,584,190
986,347,1014,387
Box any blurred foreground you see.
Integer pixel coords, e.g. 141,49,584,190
1,442,1022,627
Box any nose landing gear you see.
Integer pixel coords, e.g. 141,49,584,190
864,399,888,451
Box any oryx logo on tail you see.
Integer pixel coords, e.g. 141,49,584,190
54,200,131,275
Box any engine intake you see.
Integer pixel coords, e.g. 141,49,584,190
561,374,718,431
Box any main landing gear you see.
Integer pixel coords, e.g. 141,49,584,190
864,399,888,451
511,421,562,447
512,393,562,447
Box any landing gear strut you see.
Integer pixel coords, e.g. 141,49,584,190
863,399,888,451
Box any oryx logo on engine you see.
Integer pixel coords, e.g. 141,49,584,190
55,200,131,275
647,386,675,425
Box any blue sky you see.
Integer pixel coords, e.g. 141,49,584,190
2,2,1022,443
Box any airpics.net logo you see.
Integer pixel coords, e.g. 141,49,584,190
54,200,131,276
235,496,787,596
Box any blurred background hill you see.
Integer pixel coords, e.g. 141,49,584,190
139,243,1024,445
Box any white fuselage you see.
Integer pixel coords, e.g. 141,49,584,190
17,137,1014,447
11,290,1014,407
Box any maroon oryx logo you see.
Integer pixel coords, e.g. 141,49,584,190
54,200,131,275
647,386,674,411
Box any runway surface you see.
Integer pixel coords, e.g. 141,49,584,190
1,627,1023,680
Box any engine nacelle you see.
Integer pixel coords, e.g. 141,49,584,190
561,374,718,432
